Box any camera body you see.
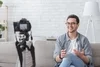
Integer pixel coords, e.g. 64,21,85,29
13,18,31,33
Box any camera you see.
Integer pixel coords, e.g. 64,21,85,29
13,18,31,33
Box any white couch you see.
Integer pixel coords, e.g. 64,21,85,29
0,41,100,67
0,42,17,67
34,40,100,67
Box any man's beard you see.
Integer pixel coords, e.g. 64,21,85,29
68,29,76,33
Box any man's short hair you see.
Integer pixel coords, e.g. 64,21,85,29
67,14,80,24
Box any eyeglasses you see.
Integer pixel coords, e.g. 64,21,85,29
65,22,78,25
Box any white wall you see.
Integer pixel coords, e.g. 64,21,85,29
2,0,100,43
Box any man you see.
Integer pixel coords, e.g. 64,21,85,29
53,14,94,67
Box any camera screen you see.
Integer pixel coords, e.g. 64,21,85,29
20,24,27,30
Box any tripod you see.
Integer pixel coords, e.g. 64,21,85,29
15,32,35,67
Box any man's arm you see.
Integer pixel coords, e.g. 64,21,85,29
74,37,93,64
53,36,67,62
83,37,93,65
80,55,89,64
53,38,62,62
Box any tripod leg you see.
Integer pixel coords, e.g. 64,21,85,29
30,45,36,67
91,21,95,43
16,42,23,67
85,19,90,36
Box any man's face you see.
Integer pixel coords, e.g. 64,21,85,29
66,18,79,33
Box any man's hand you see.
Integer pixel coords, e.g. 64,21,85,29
73,49,84,58
55,49,66,62
60,49,66,59
73,49,89,64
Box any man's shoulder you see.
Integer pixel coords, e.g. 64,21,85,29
78,33,88,40
56,33,66,45
56,33,66,42
79,33,85,37
58,33,66,39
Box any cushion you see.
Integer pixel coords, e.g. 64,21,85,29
0,42,17,67
91,43,100,67
34,40,56,67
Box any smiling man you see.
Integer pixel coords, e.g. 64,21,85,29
53,14,94,67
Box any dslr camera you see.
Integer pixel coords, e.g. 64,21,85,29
13,18,31,33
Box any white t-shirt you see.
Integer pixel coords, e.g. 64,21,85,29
67,38,78,54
